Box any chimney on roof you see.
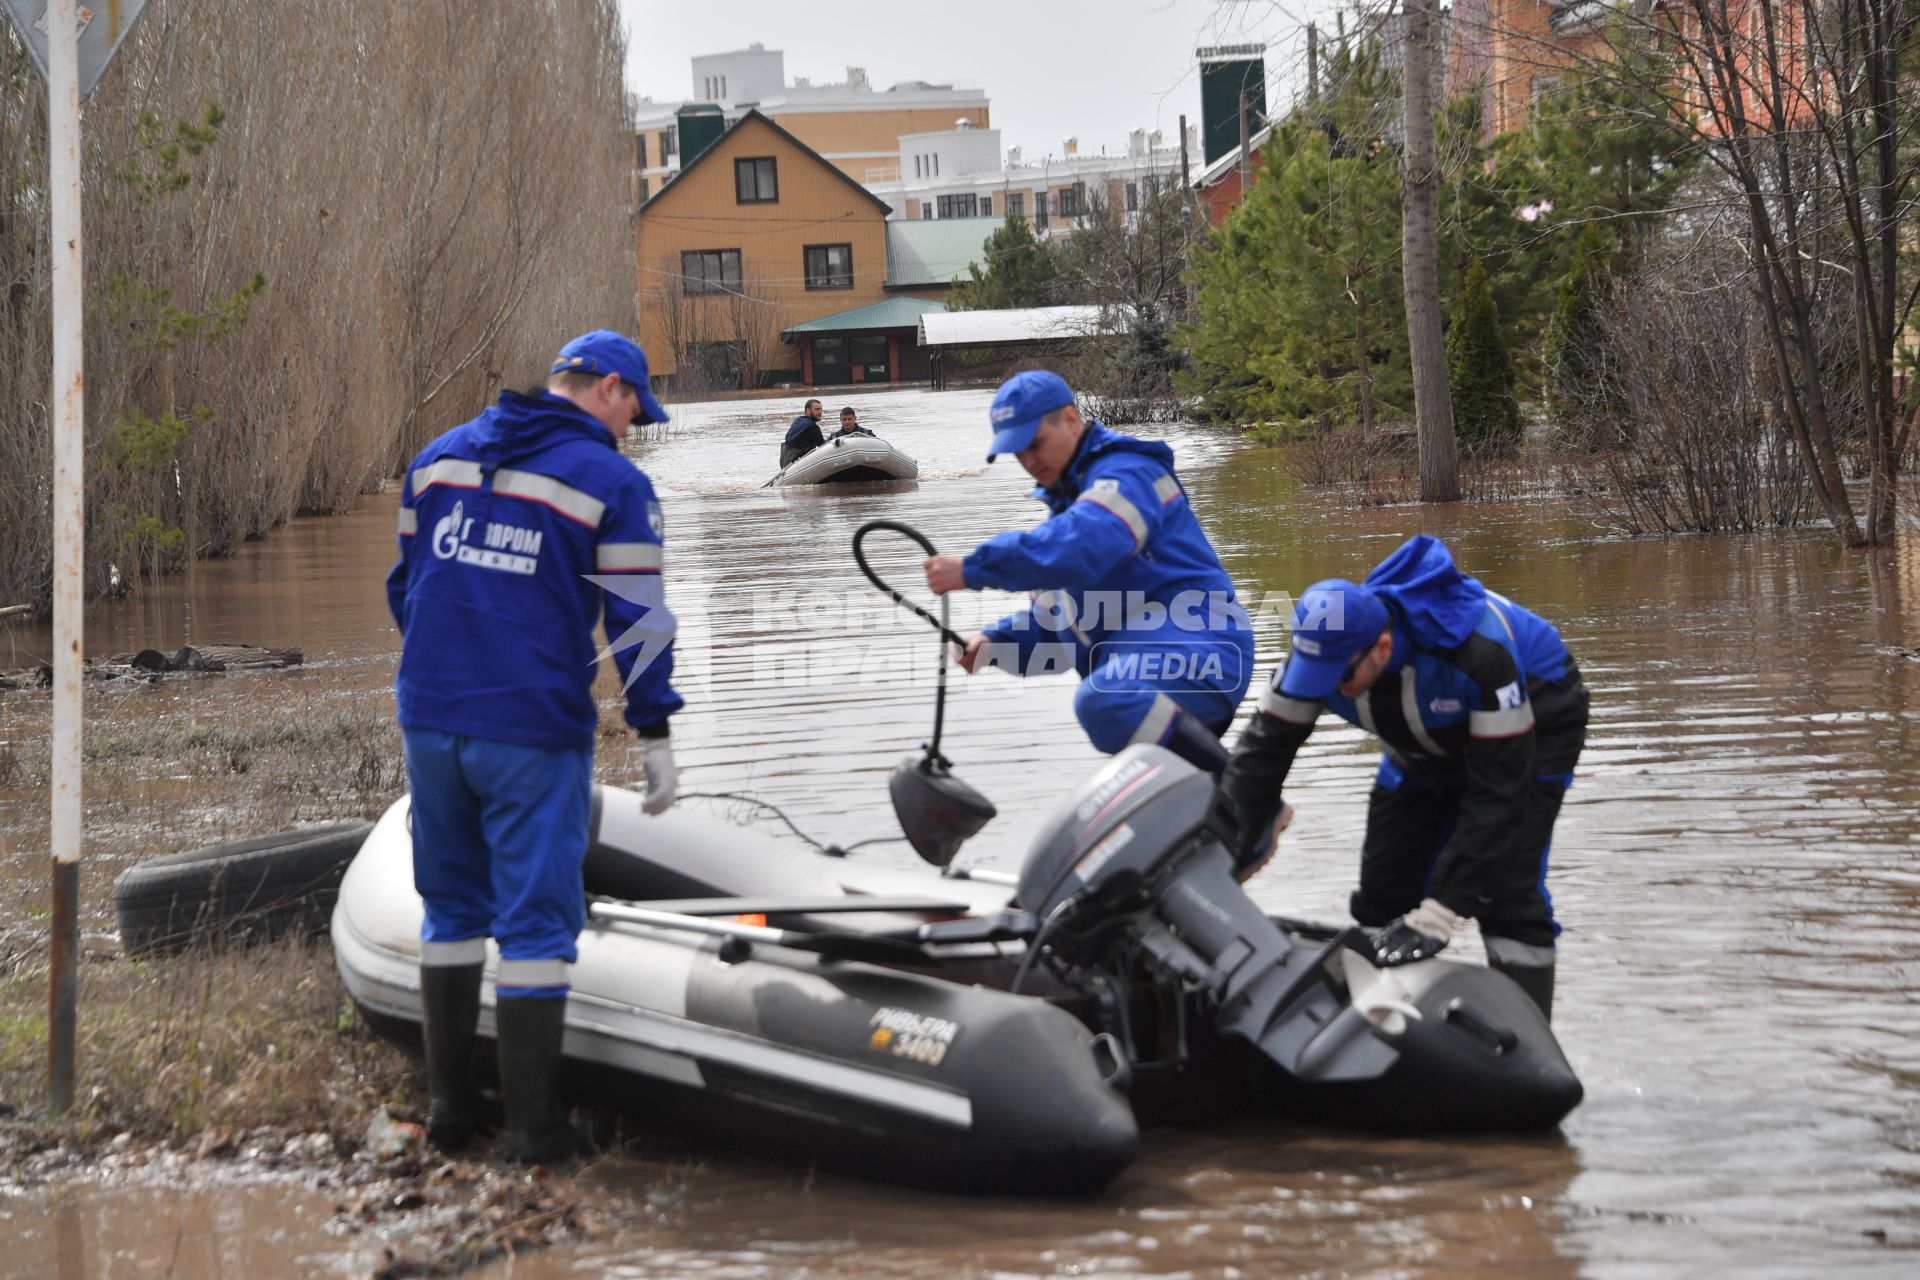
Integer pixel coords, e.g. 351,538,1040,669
1064,136,1079,156
1129,128,1147,157
847,66,869,89
749,41,763,51
1007,145,1023,166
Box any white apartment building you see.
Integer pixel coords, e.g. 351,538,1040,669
630,44,990,198
866,123,1202,236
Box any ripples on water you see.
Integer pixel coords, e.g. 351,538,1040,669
4,386,1917,1277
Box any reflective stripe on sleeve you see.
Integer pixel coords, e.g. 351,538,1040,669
495,958,570,989
420,938,486,966
1469,702,1536,738
1399,669,1447,755
411,458,484,495
397,506,417,536
1076,489,1149,551
596,542,663,572
1257,683,1323,724
1129,692,1182,745
1152,473,1181,504
493,468,607,528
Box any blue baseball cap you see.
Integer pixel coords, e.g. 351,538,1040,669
1281,579,1393,698
551,330,669,426
987,370,1076,461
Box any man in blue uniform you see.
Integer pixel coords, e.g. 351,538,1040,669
387,330,684,1161
923,371,1254,772
1209,535,1588,1018
779,398,826,467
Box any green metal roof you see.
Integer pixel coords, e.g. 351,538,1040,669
784,296,948,336
885,217,1005,287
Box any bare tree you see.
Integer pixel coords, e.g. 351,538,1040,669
1400,0,1461,501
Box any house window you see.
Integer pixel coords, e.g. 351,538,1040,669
640,177,650,202
937,193,978,218
1125,181,1138,212
934,154,940,176
1005,191,1024,218
814,337,851,367
634,133,648,168
1531,76,1561,114
1058,185,1080,217
804,243,854,290
735,157,778,203
681,248,742,295
921,202,933,219
662,127,677,160
1034,191,1049,229
980,194,992,216
1142,174,1159,199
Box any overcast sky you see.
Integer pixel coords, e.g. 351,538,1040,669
618,1,1349,161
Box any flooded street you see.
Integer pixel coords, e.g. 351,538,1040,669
3,386,1918,1277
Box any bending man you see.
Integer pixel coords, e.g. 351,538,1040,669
1210,535,1588,1018
923,370,1254,772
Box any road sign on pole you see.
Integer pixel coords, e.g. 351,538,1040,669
0,1,150,100
0,0,149,1114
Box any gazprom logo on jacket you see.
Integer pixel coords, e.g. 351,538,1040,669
430,498,542,575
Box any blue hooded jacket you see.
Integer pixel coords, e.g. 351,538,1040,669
387,389,682,752
1221,535,1580,914
962,423,1253,679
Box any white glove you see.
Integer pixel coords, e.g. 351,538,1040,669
640,737,678,815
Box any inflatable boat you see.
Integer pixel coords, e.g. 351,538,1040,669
332,746,1582,1193
770,434,918,487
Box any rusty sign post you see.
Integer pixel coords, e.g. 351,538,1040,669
0,0,153,1113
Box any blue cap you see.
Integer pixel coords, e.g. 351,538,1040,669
1281,579,1393,698
551,330,669,426
987,370,1075,460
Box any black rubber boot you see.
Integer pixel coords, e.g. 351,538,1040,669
419,963,483,1151
495,994,583,1164
1490,958,1556,1022
1162,709,1229,777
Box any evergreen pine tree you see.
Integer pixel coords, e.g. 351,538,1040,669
949,215,1060,310
1445,259,1519,449
1181,41,1408,430
1542,225,1616,441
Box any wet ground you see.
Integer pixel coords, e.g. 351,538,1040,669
2,386,1917,1277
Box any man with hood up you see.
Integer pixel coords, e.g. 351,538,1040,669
922,370,1255,773
387,330,683,1162
1208,535,1588,1018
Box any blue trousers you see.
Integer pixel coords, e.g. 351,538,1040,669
402,727,591,998
1076,632,1253,754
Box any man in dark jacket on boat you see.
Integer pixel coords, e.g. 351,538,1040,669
779,398,826,468
1209,535,1588,1018
831,406,875,440
922,370,1254,773
387,329,684,1161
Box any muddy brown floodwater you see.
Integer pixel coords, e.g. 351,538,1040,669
2,387,1918,1277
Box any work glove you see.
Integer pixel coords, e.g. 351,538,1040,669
1372,898,1462,967
639,736,678,815
1205,788,1287,871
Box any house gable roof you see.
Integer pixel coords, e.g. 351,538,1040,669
639,108,894,217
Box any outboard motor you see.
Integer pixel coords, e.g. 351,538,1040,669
1008,746,1585,1129
1016,747,1398,1085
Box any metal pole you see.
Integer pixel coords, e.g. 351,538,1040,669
48,0,84,1115
1237,90,1251,196
1308,23,1320,106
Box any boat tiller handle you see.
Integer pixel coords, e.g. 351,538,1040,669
853,519,967,759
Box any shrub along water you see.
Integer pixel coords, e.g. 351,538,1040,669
0,0,637,613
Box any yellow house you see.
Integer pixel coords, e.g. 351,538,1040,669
638,110,911,389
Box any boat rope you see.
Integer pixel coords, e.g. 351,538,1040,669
678,791,906,858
